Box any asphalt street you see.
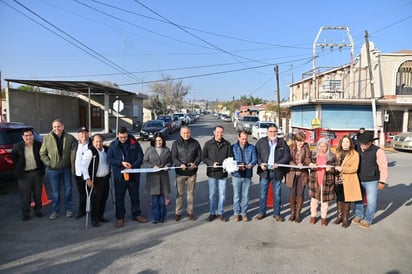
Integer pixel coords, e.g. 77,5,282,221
0,115,411,274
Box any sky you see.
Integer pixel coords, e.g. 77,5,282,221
1,0,411,102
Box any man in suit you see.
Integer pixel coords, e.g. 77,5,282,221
255,125,291,222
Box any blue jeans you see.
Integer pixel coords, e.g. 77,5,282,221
47,168,73,213
208,177,227,215
354,180,379,224
114,177,141,219
232,177,251,216
151,195,166,222
259,177,282,216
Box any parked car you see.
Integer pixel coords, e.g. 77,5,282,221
139,120,168,140
173,113,188,125
157,115,175,133
392,132,412,151
236,116,259,133
173,116,182,130
0,122,42,182
251,121,277,139
220,114,232,122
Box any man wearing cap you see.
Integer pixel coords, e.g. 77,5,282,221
40,119,76,220
70,126,92,219
353,131,388,228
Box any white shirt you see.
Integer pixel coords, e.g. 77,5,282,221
81,148,110,180
75,142,90,177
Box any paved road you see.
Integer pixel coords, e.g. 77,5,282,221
0,115,411,274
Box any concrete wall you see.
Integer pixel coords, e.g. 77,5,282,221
9,89,79,132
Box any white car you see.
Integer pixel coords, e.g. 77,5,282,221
251,121,277,139
392,132,412,151
221,114,232,122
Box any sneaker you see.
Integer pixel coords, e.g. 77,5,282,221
359,220,371,229
66,211,74,218
49,212,60,220
352,216,362,224
242,215,249,222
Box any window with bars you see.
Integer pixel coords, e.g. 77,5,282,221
322,79,342,92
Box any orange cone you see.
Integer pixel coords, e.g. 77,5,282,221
31,183,52,207
266,181,273,208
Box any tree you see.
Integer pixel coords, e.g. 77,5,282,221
143,95,163,119
17,85,34,92
149,75,190,114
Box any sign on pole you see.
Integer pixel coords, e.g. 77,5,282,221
113,99,124,134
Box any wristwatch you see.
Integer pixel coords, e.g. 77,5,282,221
379,182,386,185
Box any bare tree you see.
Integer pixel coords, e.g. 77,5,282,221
149,75,190,114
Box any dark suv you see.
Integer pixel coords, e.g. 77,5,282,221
0,122,42,181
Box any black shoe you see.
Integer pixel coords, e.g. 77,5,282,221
35,212,44,218
92,220,100,227
75,212,86,219
99,217,110,223
22,215,30,221
217,215,227,222
207,214,216,222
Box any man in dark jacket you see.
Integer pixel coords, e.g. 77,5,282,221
201,125,233,222
171,126,202,221
255,125,291,222
107,127,145,228
353,131,388,228
12,128,45,221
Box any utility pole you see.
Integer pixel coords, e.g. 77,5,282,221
365,30,378,140
274,65,281,126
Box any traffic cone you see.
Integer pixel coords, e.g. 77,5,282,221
31,183,52,207
266,181,274,208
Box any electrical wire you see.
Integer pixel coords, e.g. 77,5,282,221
5,0,142,83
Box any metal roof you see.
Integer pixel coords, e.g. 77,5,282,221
5,79,148,99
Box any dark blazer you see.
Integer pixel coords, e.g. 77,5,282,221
12,140,45,179
255,137,291,180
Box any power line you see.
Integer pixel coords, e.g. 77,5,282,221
118,56,313,87
132,0,269,66
5,0,142,83
91,0,310,50
73,0,215,51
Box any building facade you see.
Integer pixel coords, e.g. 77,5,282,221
285,42,412,146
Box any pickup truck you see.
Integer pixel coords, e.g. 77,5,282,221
236,116,259,133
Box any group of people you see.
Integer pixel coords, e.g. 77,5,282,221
12,119,388,229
